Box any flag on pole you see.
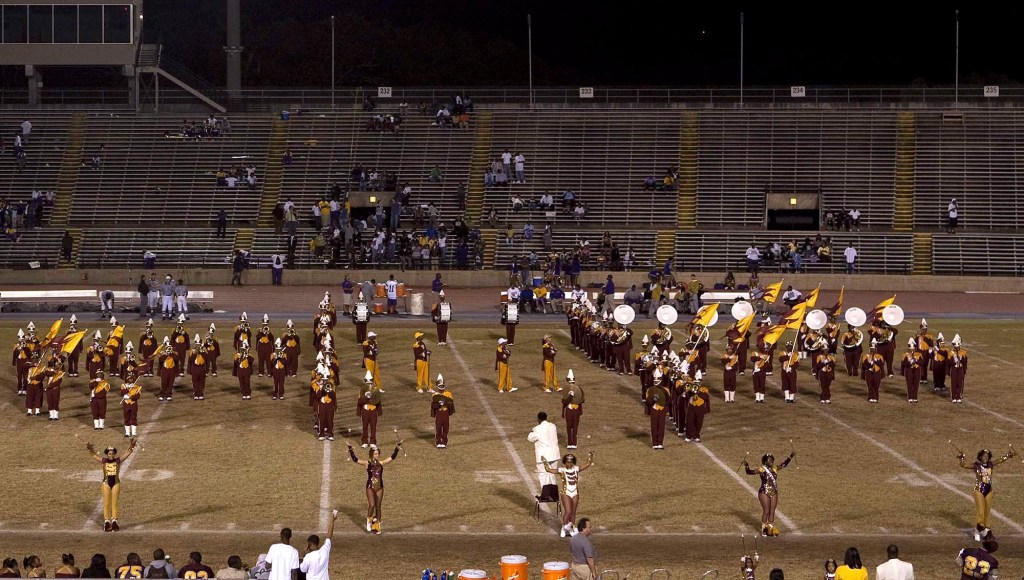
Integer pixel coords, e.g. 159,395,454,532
827,286,845,317
39,319,63,349
692,304,720,327
59,331,86,355
731,312,756,344
804,284,821,308
867,295,897,324
762,324,788,346
779,302,808,330
761,280,784,304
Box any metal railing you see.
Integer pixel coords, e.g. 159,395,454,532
3,85,1024,109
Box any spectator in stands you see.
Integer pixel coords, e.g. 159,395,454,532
456,182,467,211
225,174,238,188
642,175,657,191
843,243,857,274
312,232,327,259
745,243,761,273
114,553,142,579
723,271,736,290
143,549,174,579
81,555,110,579
511,194,525,213
562,190,576,210
487,207,499,228
623,284,644,311
523,221,535,240
484,169,495,188
543,223,553,251
501,149,512,176
215,557,247,580
20,119,32,141
216,210,228,239
849,208,861,231
428,165,443,182
790,239,802,273
143,250,157,270
513,152,526,183
947,198,959,233
573,203,587,220
538,192,554,211
282,149,293,166
0,559,18,577
504,224,515,246
61,230,73,261
494,168,509,187
782,285,802,307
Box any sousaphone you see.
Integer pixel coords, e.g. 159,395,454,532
731,300,754,321
656,305,678,326
613,304,635,325
844,307,867,327
882,304,905,326
805,309,828,331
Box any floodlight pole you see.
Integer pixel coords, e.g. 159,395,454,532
331,15,336,109
954,10,960,106
739,12,745,105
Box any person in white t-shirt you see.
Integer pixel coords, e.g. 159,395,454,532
264,528,299,580
745,244,761,272
843,243,858,274
384,274,399,315
849,208,861,231
299,510,336,580
947,198,959,233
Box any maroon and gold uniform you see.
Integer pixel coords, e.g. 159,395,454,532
156,348,179,400
357,390,382,446
814,353,836,403
282,328,301,376
949,344,968,402
170,327,190,376
44,362,66,418
203,336,221,376
232,350,254,398
645,382,670,449
430,384,455,448
841,327,864,376
89,374,110,428
255,326,274,376
683,385,711,441
413,338,431,393
269,348,289,399
721,349,739,399
542,339,560,392
778,349,799,401
869,323,898,376
316,381,337,440
561,378,583,449
431,300,450,344
120,382,142,436
12,342,32,394
25,359,45,415
187,347,208,399
233,322,252,353
750,349,771,402
104,329,123,375
65,329,83,377
860,348,885,402
138,332,158,376
85,342,106,379
900,348,923,402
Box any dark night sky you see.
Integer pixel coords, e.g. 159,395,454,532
7,2,1024,88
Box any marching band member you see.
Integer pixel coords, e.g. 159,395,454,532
104,318,123,375
315,318,333,354
725,319,750,376
949,334,968,403
233,312,252,353
651,321,673,355
322,291,338,328
824,313,841,355
84,437,138,532
803,330,827,376
542,335,561,392
156,337,179,401
743,450,796,537
24,322,41,355
315,371,336,441
899,338,923,403
44,356,66,420
501,301,518,345
413,332,431,393
282,320,301,377
644,370,670,449
721,344,739,402
682,372,711,442
750,345,772,403
66,315,82,377
353,293,370,344
12,329,32,395
688,323,710,373
430,374,454,448
495,338,515,393
869,320,897,377
931,333,949,392
915,319,935,383
120,378,142,437
356,371,382,447
232,341,255,400
85,331,105,380
841,324,863,376
269,339,289,400
431,291,450,345
568,301,583,349
187,334,208,400
561,370,584,449
119,342,141,383
958,447,1018,541
139,321,158,376
613,323,633,375
255,314,275,376
778,342,799,403
362,332,382,388
204,324,221,377
25,351,44,416
541,451,595,538
346,436,403,535
170,315,190,377
860,340,885,403
814,350,836,404
89,370,110,429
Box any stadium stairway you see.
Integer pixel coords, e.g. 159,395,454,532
234,228,254,253
655,230,675,268
465,111,494,224
257,118,290,226
48,112,87,227
57,227,82,269
892,111,916,232
676,111,698,229
912,232,933,275
480,229,498,270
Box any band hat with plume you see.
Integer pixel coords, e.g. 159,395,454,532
194,333,201,344
498,338,507,345
952,333,962,346
920,318,928,328
146,318,154,327
316,351,324,362
177,314,186,324
286,319,294,328
17,329,25,340
163,336,171,344
367,332,377,338
125,341,134,352
110,316,117,326
436,373,444,385
275,338,282,348
566,369,575,383
937,332,945,342
364,370,374,383
641,334,650,344
27,322,36,332
94,330,102,340
262,314,269,324
240,312,248,321
870,338,878,347
209,323,216,333
439,290,445,297
908,338,916,348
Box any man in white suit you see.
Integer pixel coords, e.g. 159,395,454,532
527,411,561,488
875,544,914,580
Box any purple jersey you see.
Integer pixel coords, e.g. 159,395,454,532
959,548,997,580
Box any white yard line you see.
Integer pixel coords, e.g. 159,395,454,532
318,442,332,530
82,400,169,531
448,335,539,498
557,329,801,534
0,526,1010,539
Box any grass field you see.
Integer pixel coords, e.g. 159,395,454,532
1,315,1022,579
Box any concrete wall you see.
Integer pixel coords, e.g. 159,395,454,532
4,268,1023,293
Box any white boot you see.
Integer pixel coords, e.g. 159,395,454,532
93,419,99,429
124,426,131,436
131,425,138,436
99,418,105,429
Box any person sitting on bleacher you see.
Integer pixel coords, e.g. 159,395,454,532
623,285,645,311
539,192,554,211
511,194,525,213
723,271,736,290
573,203,588,220
642,175,658,191
562,189,576,211
494,169,509,188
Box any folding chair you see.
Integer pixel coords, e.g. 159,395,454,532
532,483,561,520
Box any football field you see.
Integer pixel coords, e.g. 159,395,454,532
1,314,1022,579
